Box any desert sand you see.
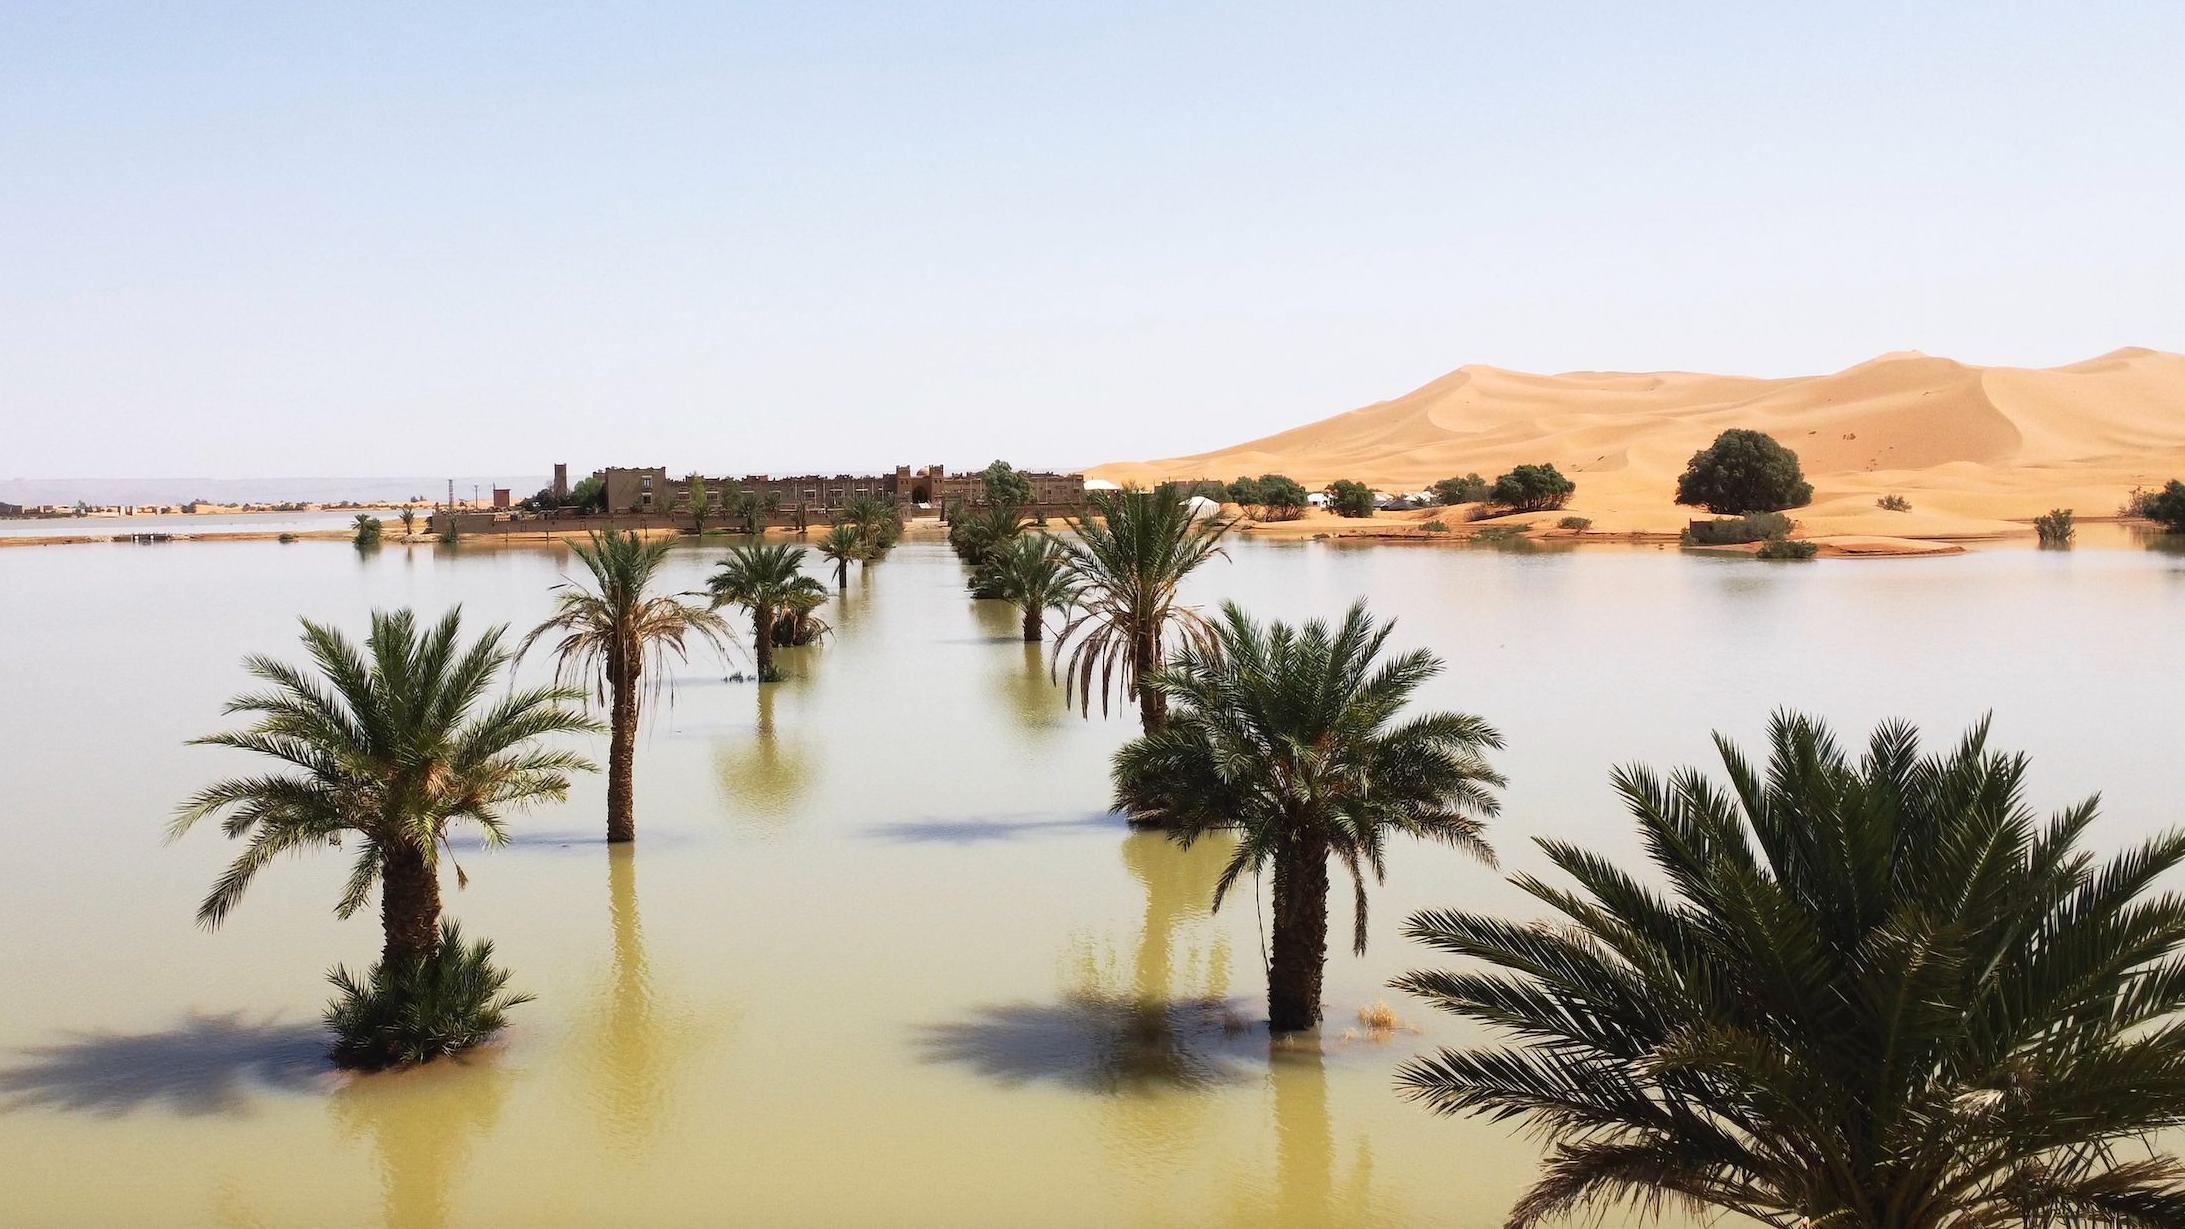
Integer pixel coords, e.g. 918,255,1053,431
1094,348,2185,547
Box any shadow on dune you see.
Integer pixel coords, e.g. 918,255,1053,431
0,1011,328,1117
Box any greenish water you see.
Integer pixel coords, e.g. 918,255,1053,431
3,533,2183,1227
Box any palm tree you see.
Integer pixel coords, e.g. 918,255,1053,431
1396,713,2185,1228
1112,600,1503,1031
950,501,1027,568
685,474,710,533
1055,487,1232,731
842,494,902,558
816,523,866,590
983,534,1080,642
521,531,734,843
171,608,598,969
707,543,826,682
353,513,383,547
399,507,417,538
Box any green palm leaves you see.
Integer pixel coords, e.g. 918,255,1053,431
522,530,732,842
708,542,828,682
1113,600,1503,1031
1397,713,2185,1227
981,535,1080,642
173,608,598,960
816,522,868,590
1054,488,1232,730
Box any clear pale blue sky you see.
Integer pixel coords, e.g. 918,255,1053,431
4,2,2181,479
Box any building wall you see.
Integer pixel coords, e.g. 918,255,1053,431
596,464,1084,516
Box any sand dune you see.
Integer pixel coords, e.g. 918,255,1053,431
1093,348,2185,538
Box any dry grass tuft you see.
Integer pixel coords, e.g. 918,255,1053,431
1357,1000,1409,1033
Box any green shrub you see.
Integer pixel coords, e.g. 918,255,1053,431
1472,525,1526,544
1876,493,1912,512
351,514,382,547
1325,480,1376,518
1756,538,1818,560
1556,516,1592,531
1232,473,1308,518
277,532,298,544
1683,512,1792,545
2130,480,2185,532
2034,508,2075,547
1431,474,1491,505
325,920,533,1070
1489,463,1575,512
1675,429,1813,514
1421,519,1450,534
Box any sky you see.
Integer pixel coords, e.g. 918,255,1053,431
4,2,2182,480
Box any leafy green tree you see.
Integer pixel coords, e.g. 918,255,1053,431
1053,487,1232,731
981,460,1036,508
1675,429,1814,514
707,543,826,681
1226,475,1265,505
816,522,867,589
1432,474,1491,505
1326,480,1376,518
353,513,383,547
1490,463,1575,512
685,474,710,533
982,534,1080,642
1397,712,2185,1227
568,474,607,512
1252,474,1310,517
522,531,733,843
1113,601,1503,1030
172,610,597,1063
2137,479,2185,532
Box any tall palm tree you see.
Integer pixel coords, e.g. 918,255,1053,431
1396,713,2185,1228
1112,600,1503,1031
983,534,1080,642
842,494,902,558
171,608,599,969
707,543,826,682
950,501,1027,568
816,522,866,590
399,507,418,538
521,531,733,843
1055,487,1232,731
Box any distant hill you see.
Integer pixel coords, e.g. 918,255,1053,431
1093,348,2185,535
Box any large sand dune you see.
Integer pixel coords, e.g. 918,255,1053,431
1093,348,2185,538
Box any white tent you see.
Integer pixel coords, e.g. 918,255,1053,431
1083,478,1123,492
1182,495,1223,520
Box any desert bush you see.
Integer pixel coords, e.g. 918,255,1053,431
1756,538,1818,560
1472,525,1526,544
1431,474,1491,505
1489,464,1574,512
1325,480,1376,518
1556,516,1592,531
2035,508,2075,547
1684,512,1792,545
352,515,382,547
1421,519,1451,534
1675,429,1813,514
324,920,533,1070
277,532,297,544
2129,480,2185,532
1234,474,1308,519
1876,493,1912,512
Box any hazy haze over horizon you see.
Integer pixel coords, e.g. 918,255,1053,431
4,2,2182,481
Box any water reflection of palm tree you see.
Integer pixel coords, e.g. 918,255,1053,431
712,684,812,826
595,846,663,1153
992,640,1063,733
1220,1043,1386,1228
332,1059,508,1229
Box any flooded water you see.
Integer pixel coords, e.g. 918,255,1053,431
4,532,2184,1227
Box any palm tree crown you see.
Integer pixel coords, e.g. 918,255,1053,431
1054,487,1232,730
1113,600,1503,1031
1397,713,2185,1228
816,522,867,590
981,533,1080,642
521,530,733,842
708,542,827,681
172,608,599,966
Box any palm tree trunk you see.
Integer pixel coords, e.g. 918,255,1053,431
1022,605,1043,642
379,838,443,969
753,604,776,681
1268,838,1330,1032
1135,623,1168,731
606,660,638,843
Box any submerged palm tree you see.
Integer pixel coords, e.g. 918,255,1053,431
1397,713,2185,1228
950,501,1027,569
983,534,1080,642
1113,600,1503,1031
522,531,733,843
398,507,418,538
172,608,598,969
842,494,903,558
816,522,866,590
1055,487,1232,731
708,543,826,681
